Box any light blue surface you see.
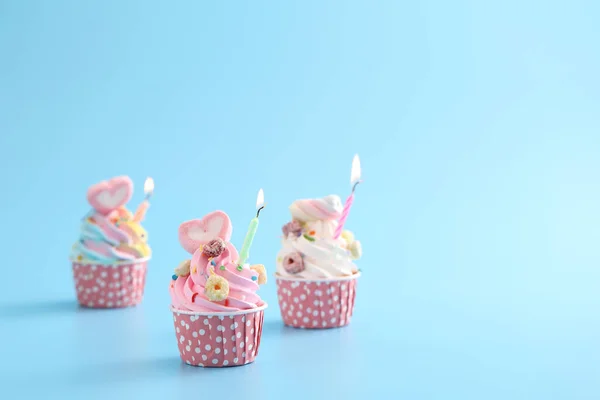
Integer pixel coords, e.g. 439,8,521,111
1,1,599,399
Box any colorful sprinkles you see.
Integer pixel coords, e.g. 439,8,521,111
220,265,226,271
303,234,316,242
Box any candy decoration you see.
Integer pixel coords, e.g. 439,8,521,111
202,238,226,258
87,176,134,216
204,275,230,302
172,274,177,280
283,252,305,274
219,265,226,271
341,230,355,245
236,265,243,272
174,259,191,276
250,264,267,285
282,220,303,237
252,276,257,281
348,240,362,260
178,211,233,254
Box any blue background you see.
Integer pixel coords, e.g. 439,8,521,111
1,1,599,399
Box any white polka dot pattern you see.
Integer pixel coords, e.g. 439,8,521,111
276,277,358,329
172,309,265,368
72,261,148,308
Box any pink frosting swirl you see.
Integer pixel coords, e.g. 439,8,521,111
170,242,262,312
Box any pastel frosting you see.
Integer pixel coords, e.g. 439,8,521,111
170,211,266,313
289,195,343,222
276,195,361,279
71,176,151,264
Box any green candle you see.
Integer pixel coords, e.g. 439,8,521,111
238,217,259,265
238,189,265,266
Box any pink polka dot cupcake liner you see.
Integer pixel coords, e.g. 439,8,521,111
276,273,360,329
71,258,149,308
171,303,267,368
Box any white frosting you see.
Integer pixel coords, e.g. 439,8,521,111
304,220,338,239
276,235,357,279
277,196,361,279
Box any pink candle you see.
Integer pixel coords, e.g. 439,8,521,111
333,154,361,239
133,200,150,222
334,193,354,239
133,177,154,222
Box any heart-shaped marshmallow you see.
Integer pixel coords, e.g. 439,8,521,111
178,211,233,254
87,176,133,215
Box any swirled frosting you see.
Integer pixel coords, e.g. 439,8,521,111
170,242,263,312
277,195,361,279
289,195,343,222
71,210,151,263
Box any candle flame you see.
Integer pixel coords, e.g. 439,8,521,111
350,154,361,184
256,188,265,209
144,177,154,195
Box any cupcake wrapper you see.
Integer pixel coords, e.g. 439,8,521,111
172,305,266,368
72,260,148,308
276,275,359,329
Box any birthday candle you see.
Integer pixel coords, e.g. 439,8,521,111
238,189,265,266
133,177,154,222
334,155,361,239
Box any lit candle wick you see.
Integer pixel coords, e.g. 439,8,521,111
134,177,154,222
334,155,361,239
239,189,265,266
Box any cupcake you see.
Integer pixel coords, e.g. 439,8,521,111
70,176,153,308
170,210,268,368
276,195,362,328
